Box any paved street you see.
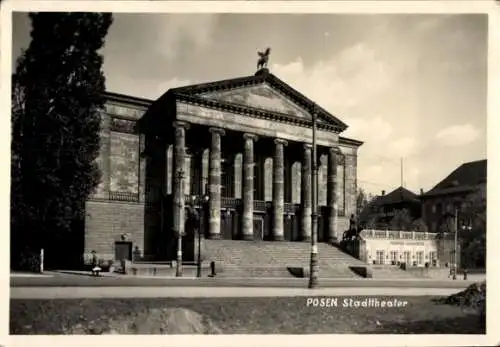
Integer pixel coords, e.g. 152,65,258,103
11,285,463,299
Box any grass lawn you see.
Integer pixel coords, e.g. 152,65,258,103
10,296,485,334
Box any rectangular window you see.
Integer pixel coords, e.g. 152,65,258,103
429,251,437,266
416,251,424,265
431,222,437,233
390,251,398,263
432,204,437,213
376,250,385,265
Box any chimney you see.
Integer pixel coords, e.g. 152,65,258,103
420,188,424,195
381,190,385,196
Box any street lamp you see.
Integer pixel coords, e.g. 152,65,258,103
175,169,185,277
308,103,319,289
199,191,210,278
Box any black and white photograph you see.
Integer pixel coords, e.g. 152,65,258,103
4,0,498,343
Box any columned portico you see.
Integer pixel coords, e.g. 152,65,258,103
128,68,363,263
273,139,287,241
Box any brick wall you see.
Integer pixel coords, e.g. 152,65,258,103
84,200,145,263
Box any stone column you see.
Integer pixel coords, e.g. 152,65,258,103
242,133,258,240
327,146,340,243
173,122,188,238
301,144,312,241
208,127,225,239
273,139,287,241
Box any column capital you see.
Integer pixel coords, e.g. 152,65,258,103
329,146,341,154
243,133,258,141
209,127,226,136
274,138,288,146
303,143,312,150
173,121,190,130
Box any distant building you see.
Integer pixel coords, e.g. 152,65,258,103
420,159,487,233
359,186,422,228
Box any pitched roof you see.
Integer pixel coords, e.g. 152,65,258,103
376,186,420,205
422,159,487,198
166,69,348,132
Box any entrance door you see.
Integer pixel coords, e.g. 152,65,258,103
253,216,264,241
221,212,233,240
115,241,132,261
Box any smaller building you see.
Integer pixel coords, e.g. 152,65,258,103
359,186,422,228
348,229,456,268
420,159,486,233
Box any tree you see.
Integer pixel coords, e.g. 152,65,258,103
356,188,370,216
411,218,428,232
11,13,113,269
389,209,413,231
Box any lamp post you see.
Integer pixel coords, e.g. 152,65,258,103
308,104,319,289
199,191,210,278
175,169,184,277
460,219,472,273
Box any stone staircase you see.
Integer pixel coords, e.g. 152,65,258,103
204,240,366,278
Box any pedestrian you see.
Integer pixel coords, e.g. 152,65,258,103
463,267,468,280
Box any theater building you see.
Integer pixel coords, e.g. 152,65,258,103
84,69,362,263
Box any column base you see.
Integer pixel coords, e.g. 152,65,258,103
208,233,221,240
328,236,339,245
241,233,254,241
273,234,285,241
302,235,311,242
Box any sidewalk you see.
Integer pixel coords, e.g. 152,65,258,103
11,285,463,299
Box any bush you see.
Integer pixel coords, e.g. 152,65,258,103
18,251,41,272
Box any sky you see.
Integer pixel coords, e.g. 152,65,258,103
11,12,488,196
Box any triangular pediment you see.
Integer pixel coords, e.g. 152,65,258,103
199,83,323,121
168,72,348,131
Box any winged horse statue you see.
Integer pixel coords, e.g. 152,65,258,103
257,47,271,71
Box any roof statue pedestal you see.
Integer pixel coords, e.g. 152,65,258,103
255,68,270,76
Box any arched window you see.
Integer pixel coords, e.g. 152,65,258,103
291,161,302,204
264,157,273,201
233,153,243,199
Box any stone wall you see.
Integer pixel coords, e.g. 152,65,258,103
84,200,145,263
110,131,140,194
84,99,148,263
343,154,357,217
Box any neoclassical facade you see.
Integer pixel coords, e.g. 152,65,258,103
84,69,362,262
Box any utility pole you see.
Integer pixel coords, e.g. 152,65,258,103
308,103,319,289
400,157,404,188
